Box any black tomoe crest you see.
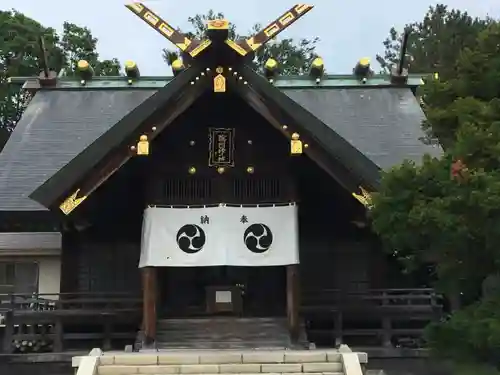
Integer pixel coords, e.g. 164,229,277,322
244,223,273,253
176,224,206,253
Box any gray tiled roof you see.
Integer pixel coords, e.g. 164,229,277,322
283,88,442,170
0,90,156,211
0,232,61,250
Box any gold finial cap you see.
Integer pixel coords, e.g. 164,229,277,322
311,57,324,68
172,59,184,70
265,58,278,70
359,57,370,67
139,135,148,141
291,132,300,140
77,60,89,70
125,60,137,69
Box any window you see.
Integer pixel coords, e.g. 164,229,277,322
0,262,38,294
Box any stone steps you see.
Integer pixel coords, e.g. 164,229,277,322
154,317,307,350
95,349,362,375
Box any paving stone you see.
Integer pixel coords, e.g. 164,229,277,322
138,365,180,373
158,353,200,365
303,362,343,372
261,363,302,373
98,356,115,366
200,352,243,364
98,365,139,374
326,352,342,362
242,351,284,363
114,355,158,366
356,352,368,364
219,363,262,373
179,364,219,373
284,351,327,363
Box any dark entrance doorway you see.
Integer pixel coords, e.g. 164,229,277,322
158,266,286,317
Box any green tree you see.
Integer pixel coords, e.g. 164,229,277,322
0,10,121,145
163,10,319,75
378,4,492,78
371,20,500,365
59,22,121,76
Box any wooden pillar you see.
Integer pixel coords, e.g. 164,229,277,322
142,267,157,344
286,264,300,342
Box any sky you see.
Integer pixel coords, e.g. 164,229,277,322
3,0,500,75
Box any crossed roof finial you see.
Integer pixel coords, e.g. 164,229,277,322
125,2,313,61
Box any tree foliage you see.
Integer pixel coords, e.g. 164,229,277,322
372,9,500,364
163,10,319,76
0,10,121,145
379,4,493,77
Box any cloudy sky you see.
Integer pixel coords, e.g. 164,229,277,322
3,0,500,75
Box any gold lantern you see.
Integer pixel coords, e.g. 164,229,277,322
137,135,149,155
290,132,303,155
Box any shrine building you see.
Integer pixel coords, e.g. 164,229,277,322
0,3,442,352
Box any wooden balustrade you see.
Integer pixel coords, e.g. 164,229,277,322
300,288,443,348
0,292,142,353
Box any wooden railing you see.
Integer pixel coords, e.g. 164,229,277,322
0,292,142,353
300,288,443,348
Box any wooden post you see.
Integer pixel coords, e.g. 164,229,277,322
286,264,300,342
2,310,13,353
142,267,157,344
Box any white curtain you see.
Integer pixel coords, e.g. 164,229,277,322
139,204,299,267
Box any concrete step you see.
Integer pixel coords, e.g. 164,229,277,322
97,350,348,375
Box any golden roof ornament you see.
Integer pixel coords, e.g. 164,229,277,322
137,135,149,155
290,132,303,155
352,187,372,209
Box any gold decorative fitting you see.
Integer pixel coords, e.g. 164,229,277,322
207,19,229,30
216,66,224,74
282,125,288,130
137,135,149,155
217,166,225,174
130,145,136,151
359,57,370,67
304,143,309,148
188,166,197,174
214,74,226,93
59,189,87,215
171,59,184,70
189,140,195,146
352,187,372,209
246,166,255,174
77,60,89,71
152,126,157,131
290,132,302,155
247,139,253,145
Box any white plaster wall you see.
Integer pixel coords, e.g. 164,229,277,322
37,256,61,299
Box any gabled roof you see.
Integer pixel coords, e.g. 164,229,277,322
282,87,441,169
0,89,155,210
0,70,441,213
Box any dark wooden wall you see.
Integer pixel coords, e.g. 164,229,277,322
146,92,295,205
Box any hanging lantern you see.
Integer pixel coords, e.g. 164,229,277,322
217,166,225,174
290,133,303,155
137,135,149,155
